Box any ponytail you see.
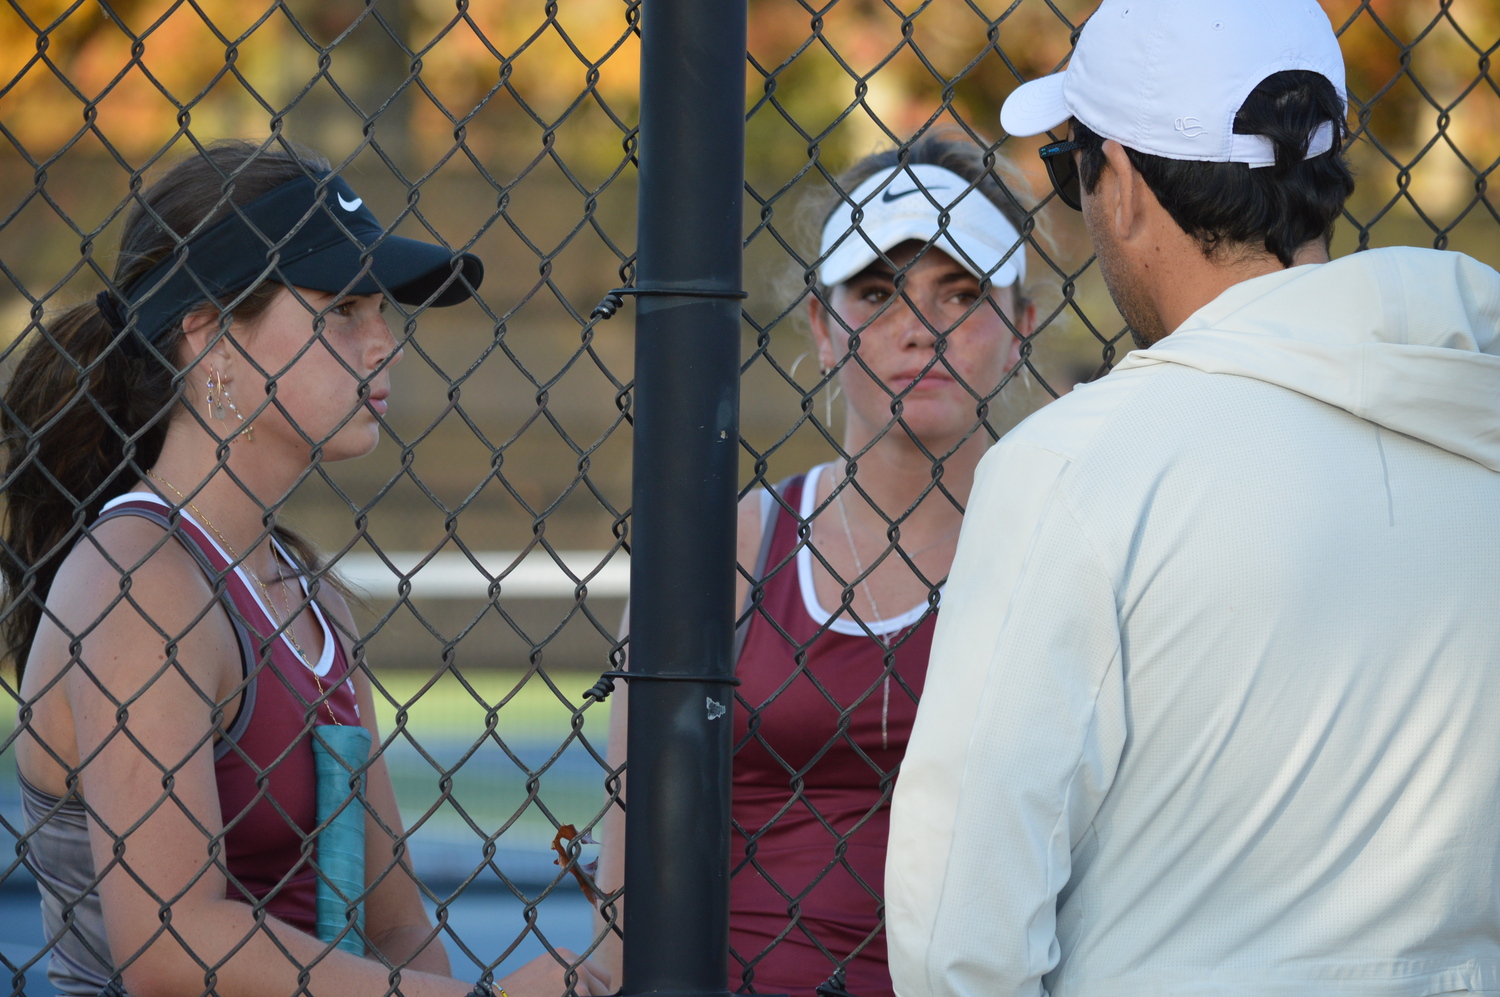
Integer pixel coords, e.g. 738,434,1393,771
0,304,181,674
0,138,347,677
1073,71,1353,267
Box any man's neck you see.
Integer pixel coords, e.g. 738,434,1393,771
1144,239,1330,346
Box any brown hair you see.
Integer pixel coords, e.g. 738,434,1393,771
1074,71,1353,268
1,139,342,675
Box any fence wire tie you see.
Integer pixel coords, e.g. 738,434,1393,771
583,669,743,703
817,968,856,997
590,285,750,321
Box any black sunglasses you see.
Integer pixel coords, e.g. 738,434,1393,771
1038,140,1083,211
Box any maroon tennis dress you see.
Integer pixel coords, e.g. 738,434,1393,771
99,493,361,932
732,465,937,997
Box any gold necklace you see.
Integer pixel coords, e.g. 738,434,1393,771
835,490,959,751
835,491,893,750
145,470,341,725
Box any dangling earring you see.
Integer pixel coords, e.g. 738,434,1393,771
822,365,834,427
225,391,253,443
207,369,254,442
206,371,227,422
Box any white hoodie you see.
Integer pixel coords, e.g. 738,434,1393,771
886,247,1500,997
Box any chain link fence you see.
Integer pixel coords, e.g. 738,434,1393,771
1,0,1496,996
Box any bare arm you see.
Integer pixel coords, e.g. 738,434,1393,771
318,590,450,976
592,620,627,987
318,589,609,996
55,529,602,997
59,535,470,997
592,491,767,985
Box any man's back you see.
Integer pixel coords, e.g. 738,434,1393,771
1052,352,1500,993
887,249,1500,997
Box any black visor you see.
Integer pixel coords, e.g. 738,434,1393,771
119,171,484,344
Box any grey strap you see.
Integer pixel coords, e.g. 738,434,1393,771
93,503,257,751
732,476,797,666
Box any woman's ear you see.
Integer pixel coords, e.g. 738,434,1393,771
807,292,840,371
179,306,236,380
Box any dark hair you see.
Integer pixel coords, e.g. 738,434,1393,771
807,130,1039,305
1075,70,1355,266
1,139,342,675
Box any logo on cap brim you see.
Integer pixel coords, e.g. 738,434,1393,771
881,185,947,203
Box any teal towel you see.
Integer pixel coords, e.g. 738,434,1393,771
312,724,371,954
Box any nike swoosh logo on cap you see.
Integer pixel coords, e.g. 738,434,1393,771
337,193,363,211
881,185,947,203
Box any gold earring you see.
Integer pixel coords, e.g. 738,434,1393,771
208,370,254,442
224,390,254,443
822,365,834,426
206,371,227,422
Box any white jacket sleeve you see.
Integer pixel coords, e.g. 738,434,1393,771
886,440,1126,997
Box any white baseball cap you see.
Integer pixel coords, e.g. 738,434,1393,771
1001,0,1346,167
818,164,1026,288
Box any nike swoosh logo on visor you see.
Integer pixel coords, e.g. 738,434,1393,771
881,185,947,203
337,193,363,211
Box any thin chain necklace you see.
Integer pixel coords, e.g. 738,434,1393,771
835,492,959,750
145,470,340,725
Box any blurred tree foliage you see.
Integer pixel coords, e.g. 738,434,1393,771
0,0,1494,342
0,0,1494,574
3,1,1494,188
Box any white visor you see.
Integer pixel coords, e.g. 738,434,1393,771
818,164,1026,289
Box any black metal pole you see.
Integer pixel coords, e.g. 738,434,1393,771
621,0,746,990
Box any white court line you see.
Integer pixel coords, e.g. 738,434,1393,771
333,551,629,600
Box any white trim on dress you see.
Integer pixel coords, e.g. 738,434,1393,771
794,462,937,637
100,491,337,677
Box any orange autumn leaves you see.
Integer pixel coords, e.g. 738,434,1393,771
8,1,1492,171
551,823,600,903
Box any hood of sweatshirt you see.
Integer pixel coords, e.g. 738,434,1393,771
1111,247,1500,471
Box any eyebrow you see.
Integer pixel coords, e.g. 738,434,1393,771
848,263,979,285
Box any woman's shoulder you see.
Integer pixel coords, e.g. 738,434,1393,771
737,489,769,573
49,507,216,633
737,467,821,571
22,505,237,708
